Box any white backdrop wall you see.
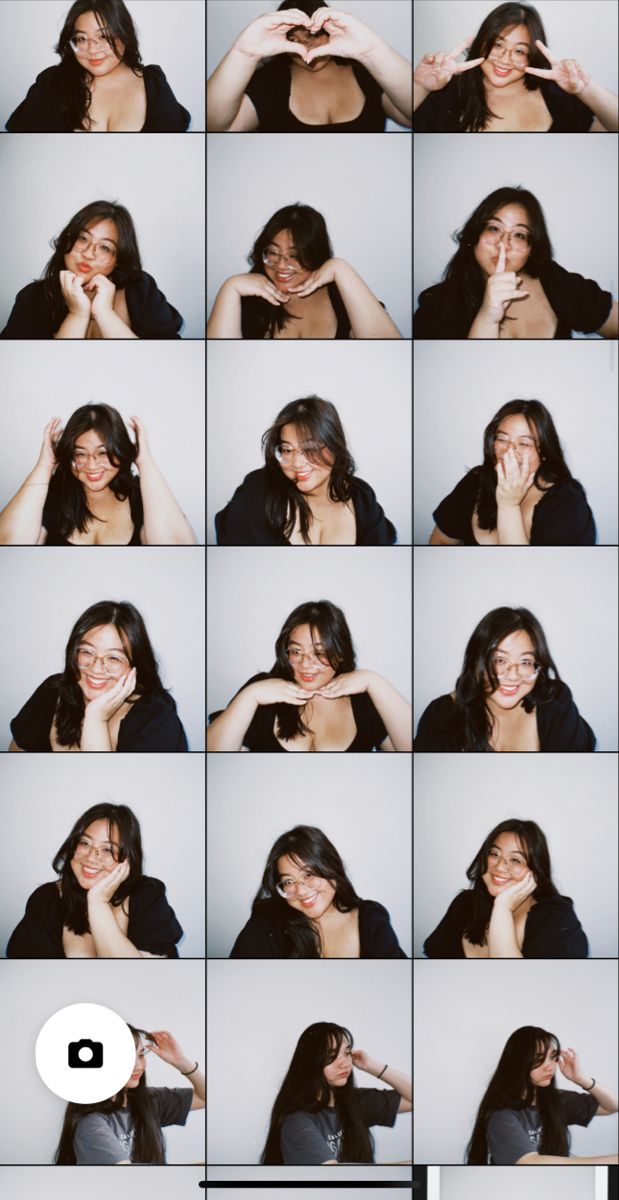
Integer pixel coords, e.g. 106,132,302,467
414,0,618,93
0,959,205,1164
0,0,205,130
440,1165,598,1200
0,546,205,751
0,1166,205,1198
207,959,411,1164
413,754,618,958
208,1191,412,1198
0,753,205,957
414,959,618,1164
413,546,618,752
207,1165,411,1181
207,133,412,338
207,0,412,134
207,753,412,956
207,546,412,716
413,135,618,337
413,340,618,545
0,134,205,338
0,340,205,544
207,340,412,544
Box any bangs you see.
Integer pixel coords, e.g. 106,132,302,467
277,419,331,466
279,850,325,879
531,1034,560,1067
324,1027,353,1066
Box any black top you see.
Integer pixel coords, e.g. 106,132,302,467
11,675,188,753
230,898,407,958
6,876,183,958
215,467,397,546
5,64,190,132
433,469,596,546
244,58,386,132
423,891,589,958
209,672,389,752
240,280,352,339
413,78,594,133
0,272,183,340
42,478,144,546
487,1090,598,1165
413,261,613,340
414,681,596,752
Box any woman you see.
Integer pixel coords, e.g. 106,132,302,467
429,400,596,546
207,599,412,752
230,824,406,958
54,1026,205,1164
0,407,196,546
7,803,183,958
261,1022,411,1163
466,1026,618,1164
207,0,411,133
215,396,396,545
414,2,618,132
423,819,588,958
414,606,595,753
413,186,618,340
6,0,190,132
9,599,188,752
207,203,402,340
0,200,183,339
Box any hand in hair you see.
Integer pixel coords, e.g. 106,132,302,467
351,1048,382,1074
478,242,530,325
37,417,63,475
83,667,137,724
86,858,130,906
557,1046,587,1085
495,448,535,508
128,415,149,468
59,270,92,316
234,10,313,63
304,8,381,64
492,871,537,913
525,40,590,95
147,1030,189,1069
414,37,484,92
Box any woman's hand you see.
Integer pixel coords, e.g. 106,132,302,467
304,8,380,63
86,859,130,906
558,1047,587,1085
314,669,371,699
127,415,150,468
285,258,340,299
249,678,310,707
495,448,535,507
83,667,137,723
478,242,530,324
59,270,92,316
229,273,290,308
351,1049,384,1075
492,872,537,912
37,417,63,474
86,274,116,319
148,1030,191,1070
525,40,590,95
234,9,312,62
414,37,484,91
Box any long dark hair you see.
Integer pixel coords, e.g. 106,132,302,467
260,1022,374,1163
267,600,356,741
460,819,559,945
466,1025,568,1163
54,1025,165,1164
473,400,573,529
54,600,166,747
251,825,362,958
452,606,561,751
262,396,355,543
47,404,138,539
52,803,143,935
455,3,548,131
55,0,143,131
42,200,143,328
244,204,334,339
435,187,553,332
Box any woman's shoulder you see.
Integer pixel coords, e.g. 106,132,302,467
540,261,612,332
25,880,62,910
412,80,459,132
350,477,397,545
230,905,287,957
542,80,594,131
142,64,191,131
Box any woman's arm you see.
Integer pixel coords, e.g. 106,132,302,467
8,739,24,752
558,1048,619,1115
287,259,402,338
53,271,92,339
523,41,618,131
90,277,138,340
357,42,412,123
79,670,137,752
148,1030,205,1109
128,417,196,545
429,525,461,545
518,1152,619,1164
494,448,536,545
597,299,618,338
0,463,52,543
206,678,309,750
351,1050,412,1113
486,874,537,957
207,9,315,131
207,274,289,339
303,8,412,122
85,862,165,958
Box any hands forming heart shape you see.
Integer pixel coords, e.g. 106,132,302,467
286,26,330,45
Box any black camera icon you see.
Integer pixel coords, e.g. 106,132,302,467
68,1038,104,1068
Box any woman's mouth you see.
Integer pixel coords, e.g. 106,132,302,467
299,673,318,683
492,875,510,885
85,675,108,690
85,471,105,482
275,272,295,283
295,469,313,483
77,263,93,273
498,683,521,696
81,864,102,879
492,63,513,78
89,57,106,66
300,893,318,907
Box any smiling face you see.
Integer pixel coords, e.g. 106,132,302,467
482,830,530,897
530,1041,559,1088
71,9,126,76
277,422,334,495
262,229,312,294
323,1037,353,1088
64,218,118,286
71,427,120,494
76,622,132,702
70,816,121,890
286,622,337,691
474,203,532,277
276,853,336,920
493,412,541,475
481,22,531,88
486,628,539,709
287,24,332,72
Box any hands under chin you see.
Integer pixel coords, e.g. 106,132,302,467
86,274,117,319
83,668,137,723
313,669,371,699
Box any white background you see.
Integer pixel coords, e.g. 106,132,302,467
413,134,618,337
413,754,618,958
0,1165,205,1197
413,546,618,752
414,0,618,92
440,1164,598,1199
0,340,205,544
0,752,205,957
207,340,412,544
0,134,205,338
207,546,412,716
207,1165,411,1180
207,133,412,338
0,546,205,751
207,0,412,133
414,958,618,1164
0,0,205,129
414,340,618,545
207,958,411,1163
0,959,205,1164
207,753,411,956
208,1191,412,1198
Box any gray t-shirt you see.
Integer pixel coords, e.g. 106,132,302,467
73,1087,194,1164
486,1089,598,1165
280,1087,401,1165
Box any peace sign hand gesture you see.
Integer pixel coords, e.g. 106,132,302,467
415,37,484,92
525,40,590,95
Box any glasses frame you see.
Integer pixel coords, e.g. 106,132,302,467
494,435,539,453
69,29,114,54
286,647,330,667
74,839,120,864
262,249,302,270
72,451,112,468
276,871,323,898
488,40,530,65
486,848,529,875
492,655,540,683
76,647,131,678
72,233,117,263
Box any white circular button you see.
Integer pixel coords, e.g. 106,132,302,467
35,1003,137,1103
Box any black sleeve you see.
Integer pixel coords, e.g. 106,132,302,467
352,693,389,750
531,481,596,545
125,272,183,339
116,692,188,752
413,695,456,751
536,681,596,751
0,282,52,339
244,61,283,129
6,883,64,958
10,676,59,750
542,81,595,132
356,1087,401,1128
432,471,480,542
423,892,469,958
143,65,190,131
208,674,276,750
215,470,278,545
5,67,66,132
412,83,459,132
543,261,613,334
127,877,183,957
352,479,397,545
558,1089,599,1127
229,914,284,958
414,285,465,339
523,896,589,958
149,1087,194,1127
359,900,407,958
